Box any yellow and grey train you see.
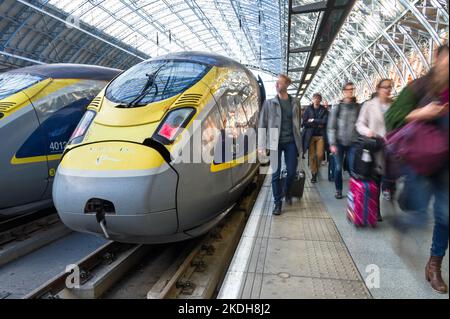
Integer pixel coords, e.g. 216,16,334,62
53,52,266,244
0,64,120,217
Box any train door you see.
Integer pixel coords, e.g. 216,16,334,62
0,92,49,210
30,79,106,199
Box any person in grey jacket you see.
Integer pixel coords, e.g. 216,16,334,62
258,74,302,215
327,82,360,199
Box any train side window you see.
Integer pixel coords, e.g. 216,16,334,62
214,92,238,163
201,107,227,165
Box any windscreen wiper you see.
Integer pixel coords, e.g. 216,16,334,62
126,62,169,108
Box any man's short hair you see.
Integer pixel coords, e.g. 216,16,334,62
312,93,322,101
278,74,292,85
342,81,355,90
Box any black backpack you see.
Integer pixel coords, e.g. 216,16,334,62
352,136,384,180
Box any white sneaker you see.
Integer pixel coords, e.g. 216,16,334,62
382,190,392,201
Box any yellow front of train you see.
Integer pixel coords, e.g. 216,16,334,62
53,57,223,243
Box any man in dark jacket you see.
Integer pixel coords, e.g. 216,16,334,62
327,82,360,199
302,93,328,183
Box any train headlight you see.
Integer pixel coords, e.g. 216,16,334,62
69,110,96,145
153,108,195,145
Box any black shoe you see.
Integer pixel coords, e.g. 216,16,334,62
377,214,383,222
273,204,282,215
335,191,343,199
285,197,292,206
311,174,317,183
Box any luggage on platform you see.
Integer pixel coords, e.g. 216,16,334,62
281,169,306,199
347,177,379,227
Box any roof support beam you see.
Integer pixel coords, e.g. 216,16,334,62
398,0,442,46
295,0,357,97
0,50,44,64
398,24,430,71
16,0,146,60
289,46,312,53
291,1,327,14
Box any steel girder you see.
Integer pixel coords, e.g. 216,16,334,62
0,0,147,71
304,0,448,105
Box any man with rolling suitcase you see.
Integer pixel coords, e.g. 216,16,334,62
258,74,303,215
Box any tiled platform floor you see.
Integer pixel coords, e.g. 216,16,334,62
219,163,449,299
219,170,372,299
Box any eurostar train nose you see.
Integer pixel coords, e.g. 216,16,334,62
53,142,179,243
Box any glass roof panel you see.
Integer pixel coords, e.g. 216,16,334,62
41,0,289,74
289,52,309,70
290,12,320,49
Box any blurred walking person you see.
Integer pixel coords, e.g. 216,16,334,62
385,44,449,294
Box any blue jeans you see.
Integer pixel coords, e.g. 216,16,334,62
334,144,355,192
400,166,449,257
271,141,298,206
428,168,449,257
399,167,432,214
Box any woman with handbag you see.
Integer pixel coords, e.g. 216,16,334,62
356,79,394,204
385,44,449,294
356,79,394,222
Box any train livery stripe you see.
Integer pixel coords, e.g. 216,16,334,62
0,79,83,120
10,154,63,165
210,151,257,173
57,165,171,178
0,103,34,129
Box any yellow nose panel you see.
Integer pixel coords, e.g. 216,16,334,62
60,142,165,171
94,95,179,127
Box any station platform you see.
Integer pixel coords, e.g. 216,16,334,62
218,163,449,299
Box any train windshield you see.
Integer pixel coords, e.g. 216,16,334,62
0,73,44,100
106,60,210,106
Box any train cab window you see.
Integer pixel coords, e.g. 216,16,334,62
28,80,106,155
105,60,211,106
32,80,105,119
0,73,44,100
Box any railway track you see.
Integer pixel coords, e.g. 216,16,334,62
25,175,263,299
0,209,71,267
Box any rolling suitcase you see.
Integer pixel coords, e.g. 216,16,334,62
347,177,379,227
281,169,306,199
